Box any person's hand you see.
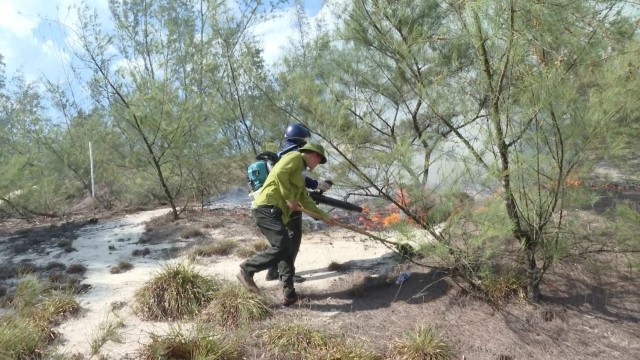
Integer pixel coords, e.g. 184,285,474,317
317,180,332,192
287,200,302,211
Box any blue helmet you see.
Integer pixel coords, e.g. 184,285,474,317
284,123,311,145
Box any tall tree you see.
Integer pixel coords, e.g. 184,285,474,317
278,0,640,300
71,0,283,217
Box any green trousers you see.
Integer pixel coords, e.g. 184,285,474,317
267,210,302,276
241,205,296,297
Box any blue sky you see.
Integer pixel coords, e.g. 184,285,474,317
0,0,329,83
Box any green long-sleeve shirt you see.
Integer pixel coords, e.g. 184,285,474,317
254,151,328,224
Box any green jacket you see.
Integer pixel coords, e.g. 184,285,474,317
254,151,328,224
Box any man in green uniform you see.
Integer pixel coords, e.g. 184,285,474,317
237,142,337,306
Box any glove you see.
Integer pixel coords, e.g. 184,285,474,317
317,180,332,192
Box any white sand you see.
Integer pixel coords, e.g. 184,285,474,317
7,208,398,358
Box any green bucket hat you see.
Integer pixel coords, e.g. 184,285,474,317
298,142,327,164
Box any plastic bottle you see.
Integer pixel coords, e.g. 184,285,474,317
395,272,411,285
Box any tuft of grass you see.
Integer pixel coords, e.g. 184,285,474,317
252,240,270,252
144,212,174,231
202,220,224,229
110,261,134,274
200,284,271,329
327,261,344,272
482,267,527,305
12,275,47,311
90,317,125,355
45,262,67,271
31,292,79,326
234,246,256,258
388,326,452,360
1,276,79,359
192,239,237,257
262,323,379,360
133,263,219,320
139,325,241,360
0,314,50,358
132,247,152,257
66,263,87,275
180,226,204,239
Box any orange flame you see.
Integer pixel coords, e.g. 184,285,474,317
564,177,582,187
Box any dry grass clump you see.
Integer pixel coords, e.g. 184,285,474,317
191,239,237,257
66,263,87,275
110,261,134,274
327,261,344,272
482,267,527,305
90,317,125,355
233,240,269,258
202,220,224,229
387,326,452,360
133,263,218,320
252,240,270,252
200,284,271,330
144,212,174,231
180,226,204,239
234,246,257,258
0,275,79,359
262,322,379,360
139,326,241,360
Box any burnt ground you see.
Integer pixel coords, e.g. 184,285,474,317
0,191,639,359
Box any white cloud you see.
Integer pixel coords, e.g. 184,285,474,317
0,2,39,38
252,10,297,65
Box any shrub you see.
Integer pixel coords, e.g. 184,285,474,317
133,263,219,320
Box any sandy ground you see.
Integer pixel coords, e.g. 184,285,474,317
1,188,639,359
1,206,399,358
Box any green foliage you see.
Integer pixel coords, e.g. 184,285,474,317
133,263,219,320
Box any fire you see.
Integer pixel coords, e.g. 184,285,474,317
382,213,400,227
564,176,582,187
